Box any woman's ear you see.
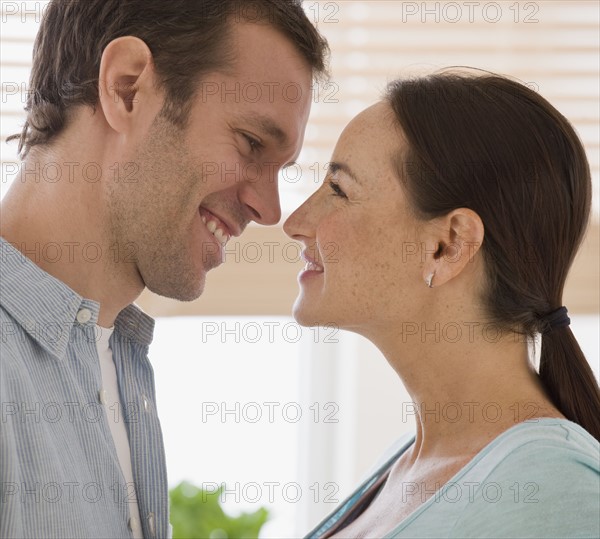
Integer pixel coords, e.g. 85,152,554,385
421,208,484,288
98,36,157,134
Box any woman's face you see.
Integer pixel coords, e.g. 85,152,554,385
284,102,430,333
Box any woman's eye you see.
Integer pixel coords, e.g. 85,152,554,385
328,180,347,199
242,133,262,153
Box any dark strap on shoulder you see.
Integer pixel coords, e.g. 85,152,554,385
304,435,415,539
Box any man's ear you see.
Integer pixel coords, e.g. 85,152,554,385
98,36,158,134
421,208,484,288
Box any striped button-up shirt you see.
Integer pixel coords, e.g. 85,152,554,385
0,237,169,538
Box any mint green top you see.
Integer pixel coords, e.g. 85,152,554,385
306,419,600,538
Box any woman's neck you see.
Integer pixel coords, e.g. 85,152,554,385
370,324,564,459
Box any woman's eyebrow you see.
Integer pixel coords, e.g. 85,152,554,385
328,161,361,184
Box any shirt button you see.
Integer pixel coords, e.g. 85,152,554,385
98,389,107,405
147,512,156,536
142,395,149,411
76,308,92,324
128,517,140,532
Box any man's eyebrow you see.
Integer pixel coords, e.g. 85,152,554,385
240,112,288,146
328,161,361,184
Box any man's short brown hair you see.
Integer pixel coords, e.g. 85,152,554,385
10,0,329,158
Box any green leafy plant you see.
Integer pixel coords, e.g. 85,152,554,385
169,481,269,539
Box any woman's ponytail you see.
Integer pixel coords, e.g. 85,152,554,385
540,327,600,440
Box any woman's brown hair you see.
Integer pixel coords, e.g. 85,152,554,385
386,70,600,440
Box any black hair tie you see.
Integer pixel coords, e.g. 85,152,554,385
541,306,570,335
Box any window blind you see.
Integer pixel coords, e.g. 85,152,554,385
292,1,599,216
1,1,598,315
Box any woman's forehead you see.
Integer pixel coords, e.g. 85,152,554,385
333,102,402,164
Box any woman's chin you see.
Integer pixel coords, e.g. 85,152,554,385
292,301,327,328
292,310,315,328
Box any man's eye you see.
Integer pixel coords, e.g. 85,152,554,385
242,133,262,153
328,180,347,199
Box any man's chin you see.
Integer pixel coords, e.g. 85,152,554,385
145,273,207,303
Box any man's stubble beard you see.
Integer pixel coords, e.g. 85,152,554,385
107,117,209,302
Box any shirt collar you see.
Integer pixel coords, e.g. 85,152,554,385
0,237,155,358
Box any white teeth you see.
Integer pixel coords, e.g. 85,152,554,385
204,218,229,245
214,228,227,245
305,262,323,272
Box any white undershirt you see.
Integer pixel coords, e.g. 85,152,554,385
96,326,144,539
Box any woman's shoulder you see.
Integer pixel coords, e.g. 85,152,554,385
456,417,599,499
475,417,599,472
445,418,600,538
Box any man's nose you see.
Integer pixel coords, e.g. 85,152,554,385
239,169,282,225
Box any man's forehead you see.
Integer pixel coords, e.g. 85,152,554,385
225,20,314,85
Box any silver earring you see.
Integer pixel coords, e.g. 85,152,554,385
426,272,435,288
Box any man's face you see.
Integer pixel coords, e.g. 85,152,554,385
108,22,313,301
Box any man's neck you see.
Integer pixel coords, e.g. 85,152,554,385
1,154,144,327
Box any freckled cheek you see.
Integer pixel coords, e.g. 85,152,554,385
316,218,354,265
